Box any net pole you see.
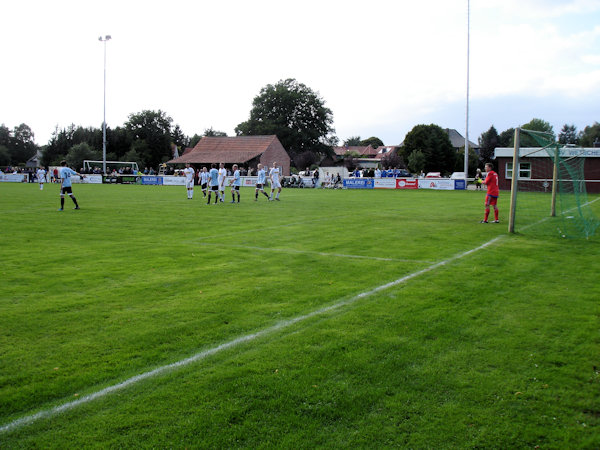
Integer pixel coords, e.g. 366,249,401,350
551,144,558,217
508,128,520,233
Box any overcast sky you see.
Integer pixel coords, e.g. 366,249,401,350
1,0,599,146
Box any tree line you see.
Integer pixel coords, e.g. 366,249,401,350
2,77,599,175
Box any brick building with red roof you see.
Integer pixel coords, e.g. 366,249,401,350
168,135,291,175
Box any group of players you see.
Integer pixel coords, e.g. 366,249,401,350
182,161,282,204
44,160,498,222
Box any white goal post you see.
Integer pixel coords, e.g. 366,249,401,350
83,160,140,174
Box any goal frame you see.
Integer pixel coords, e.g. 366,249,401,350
508,128,559,233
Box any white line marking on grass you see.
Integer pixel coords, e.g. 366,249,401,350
0,235,503,435
192,242,435,264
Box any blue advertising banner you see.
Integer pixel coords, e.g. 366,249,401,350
141,176,162,185
343,178,374,189
454,179,466,190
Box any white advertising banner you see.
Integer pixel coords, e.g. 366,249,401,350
418,178,455,190
0,174,28,182
72,175,103,184
373,178,397,189
162,176,186,186
241,177,258,187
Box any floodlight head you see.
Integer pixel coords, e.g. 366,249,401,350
98,36,102,41
106,35,112,40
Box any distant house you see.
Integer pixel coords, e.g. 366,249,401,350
375,146,398,160
26,150,42,168
494,146,600,193
167,135,291,175
445,128,479,152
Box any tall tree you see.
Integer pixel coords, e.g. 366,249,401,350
478,126,500,164
407,150,426,174
455,146,480,174
189,134,202,148
0,145,10,166
498,127,515,147
400,124,455,174
9,123,37,164
125,110,173,169
578,122,600,147
0,124,10,148
66,143,100,171
521,118,555,147
558,124,578,145
235,78,336,163
343,136,361,146
203,127,227,137
380,150,404,169
171,124,190,156
359,136,384,148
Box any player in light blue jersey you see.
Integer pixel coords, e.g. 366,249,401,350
199,167,209,198
229,164,241,203
207,163,220,204
254,163,270,201
58,160,84,211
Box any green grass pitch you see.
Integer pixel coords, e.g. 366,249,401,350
1,183,599,448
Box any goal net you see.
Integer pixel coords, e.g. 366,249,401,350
83,160,140,174
508,128,600,239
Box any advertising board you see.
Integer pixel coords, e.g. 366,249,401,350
162,176,186,186
373,178,397,189
396,178,418,189
418,179,455,190
343,178,374,189
141,176,163,185
72,175,102,184
454,179,466,190
0,174,27,182
241,177,258,187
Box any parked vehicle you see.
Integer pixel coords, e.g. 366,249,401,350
425,172,442,178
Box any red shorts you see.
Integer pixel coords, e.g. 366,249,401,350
485,195,498,206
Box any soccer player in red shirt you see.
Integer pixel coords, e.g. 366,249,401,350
481,162,499,223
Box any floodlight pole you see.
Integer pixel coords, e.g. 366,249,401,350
464,0,470,179
99,35,112,175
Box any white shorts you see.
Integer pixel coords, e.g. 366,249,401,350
186,180,194,188
271,180,281,189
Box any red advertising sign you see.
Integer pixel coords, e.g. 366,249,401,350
396,178,418,189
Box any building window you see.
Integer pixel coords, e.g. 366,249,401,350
505,162,531,179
